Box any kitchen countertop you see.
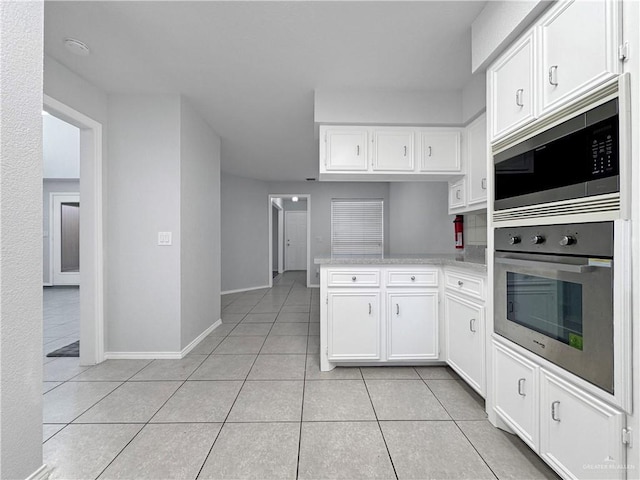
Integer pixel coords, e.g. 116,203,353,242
314,254,487,273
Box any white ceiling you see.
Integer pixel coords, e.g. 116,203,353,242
44,1,486,181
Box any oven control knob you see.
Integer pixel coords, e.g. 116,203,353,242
530,235,545,245
560,235,576,246
509,236,521,245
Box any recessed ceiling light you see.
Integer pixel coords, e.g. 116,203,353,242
64,38,91,56
292,196,299,202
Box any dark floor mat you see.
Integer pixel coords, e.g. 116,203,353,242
46,340,79,357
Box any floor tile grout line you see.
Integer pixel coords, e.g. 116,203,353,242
90,363,196,479
48,418,474,425
43,359,153,440
295,342,309,480
360,367,400,480
56,381,125,427
195,279,294,479
453,420,500,480
418,376,457,421
91,424,146,479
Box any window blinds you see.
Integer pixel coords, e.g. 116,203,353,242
331,199,384,256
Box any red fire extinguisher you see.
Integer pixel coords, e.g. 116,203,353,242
453,215,464,249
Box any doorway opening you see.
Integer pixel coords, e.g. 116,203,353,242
43,95,104,366
268,194,311,288
43,112,81,360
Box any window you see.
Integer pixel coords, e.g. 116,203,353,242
331,199,383,256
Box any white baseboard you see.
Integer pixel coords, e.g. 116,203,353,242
104,351,182,360
43,283,53,287
309,283,320,288
221,284,270,295
26,464,50,480
104,319,223,360
180,319,221,357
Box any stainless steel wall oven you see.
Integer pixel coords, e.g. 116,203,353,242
494,221,614,393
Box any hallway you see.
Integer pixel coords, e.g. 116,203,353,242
42,272,556,479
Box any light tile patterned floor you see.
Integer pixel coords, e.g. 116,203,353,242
43,271,559,480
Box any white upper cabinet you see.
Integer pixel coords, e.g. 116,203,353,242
489,31,536,141
489,0,622,142
447,114,487,214
466,114,488,207
419,130,461,172
372,129,414,171
539,0,621,115
321,127,369,171
319,125,461,180
448,179,466,213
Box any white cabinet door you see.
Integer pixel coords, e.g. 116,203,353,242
540,370,626,480
322,128,369,171
489,31,536,141
445,293,485,396
419,130,461,172
540,0,620,114
493,342,539,451
328,291,380,361
466,114,488,207
448,179,466,213
372,130,414,171
387,291,438,360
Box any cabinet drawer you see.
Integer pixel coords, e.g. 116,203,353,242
445,269,485,300
327,270,380,287
387,269,438,287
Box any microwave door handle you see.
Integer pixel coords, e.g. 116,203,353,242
495,257,594,274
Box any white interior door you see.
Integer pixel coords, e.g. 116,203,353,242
285,211,307,271
52,193,80,285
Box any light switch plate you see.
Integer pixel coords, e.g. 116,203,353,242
158,232,172,246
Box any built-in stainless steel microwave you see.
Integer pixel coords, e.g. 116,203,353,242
494,99,619,211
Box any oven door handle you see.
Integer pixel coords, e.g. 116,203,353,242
495,257,594,274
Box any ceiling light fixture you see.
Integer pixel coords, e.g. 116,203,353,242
64,38,91,56
292,196,299,202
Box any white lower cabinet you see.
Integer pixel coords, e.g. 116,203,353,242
327,290,380,361
493,342,539,451
445,292,485,396
323,266,441,364
540,370,627,480
387,291,438,360
493,339,628,480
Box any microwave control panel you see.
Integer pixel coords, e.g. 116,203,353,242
590,122,617,176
